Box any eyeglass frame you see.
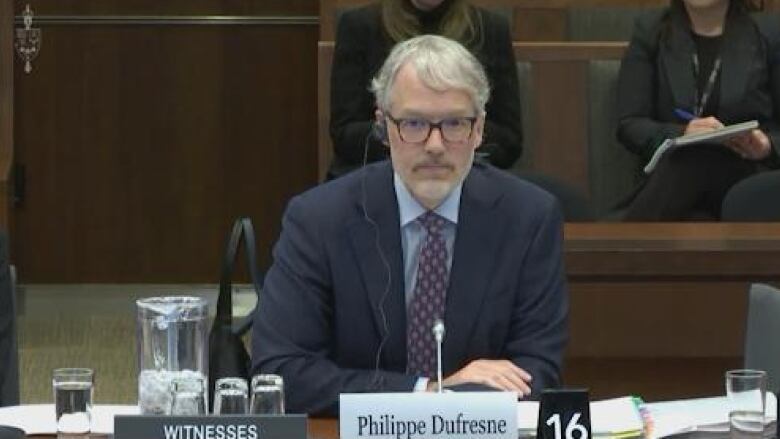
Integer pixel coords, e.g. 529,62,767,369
385,114,479,144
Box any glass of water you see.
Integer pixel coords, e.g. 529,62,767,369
52,368,94,434
170,376,206,415
213,377,249,415
250,374,284,414
726,369,767,439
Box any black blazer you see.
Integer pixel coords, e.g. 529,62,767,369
328,3,523,179
252,161,568,415
617,4,780,166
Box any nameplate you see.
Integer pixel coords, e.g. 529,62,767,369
340,392,516,439
114,414,307,439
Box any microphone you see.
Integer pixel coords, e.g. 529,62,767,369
432,318,445,393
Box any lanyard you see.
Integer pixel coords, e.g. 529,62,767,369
692,53,722,117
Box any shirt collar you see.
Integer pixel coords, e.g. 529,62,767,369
394,173,461,228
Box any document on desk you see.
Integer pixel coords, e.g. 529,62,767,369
0,404,138,434
644,120,759,174
644,393,777,439
518,396,643,437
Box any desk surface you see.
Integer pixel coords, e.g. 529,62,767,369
310,419,338,439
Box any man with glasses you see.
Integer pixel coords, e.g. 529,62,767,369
252,35,568,415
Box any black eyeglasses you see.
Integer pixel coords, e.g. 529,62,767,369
385,115,477,143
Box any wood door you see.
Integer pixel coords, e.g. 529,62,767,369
11,1,319,282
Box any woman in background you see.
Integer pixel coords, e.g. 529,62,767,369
327,0,522,180
617,0,780,220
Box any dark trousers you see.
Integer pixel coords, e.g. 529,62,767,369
624,145,757,221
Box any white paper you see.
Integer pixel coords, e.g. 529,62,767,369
0,404,139,434
645,393,777,439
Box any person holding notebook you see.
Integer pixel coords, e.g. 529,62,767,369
617,0,780,220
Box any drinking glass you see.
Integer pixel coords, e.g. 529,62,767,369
53,368,94,434
213,377,249,415
726,369,767,439
170,376,206,415
250,374,285,414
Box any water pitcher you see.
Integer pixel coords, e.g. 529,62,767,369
136,296,208,414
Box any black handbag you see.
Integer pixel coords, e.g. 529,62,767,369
208,217,263,406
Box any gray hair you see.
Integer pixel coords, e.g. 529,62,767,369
371,34,490,114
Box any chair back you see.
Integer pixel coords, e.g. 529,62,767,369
512,60,533,171
722,171,780,221
514,171,596,221
0,234,18,407
586,59,642,218
745,283,780,392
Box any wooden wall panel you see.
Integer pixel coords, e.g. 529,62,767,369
321,0,780,40
568,282,748,357
12,11,319,282
530,60,590,192
21,1,318,16
0,1,12,232
514,7,568,42
564,357,741,401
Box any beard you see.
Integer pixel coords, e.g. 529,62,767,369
411,179,454,208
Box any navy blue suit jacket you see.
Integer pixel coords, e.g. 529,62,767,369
251,161,568,415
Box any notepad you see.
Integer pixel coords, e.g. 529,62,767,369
518,396,644,438
643,120,759,174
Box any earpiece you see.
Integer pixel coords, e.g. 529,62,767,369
372,120,389,144
363,117,391,391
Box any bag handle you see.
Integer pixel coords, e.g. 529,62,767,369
216,217,263,325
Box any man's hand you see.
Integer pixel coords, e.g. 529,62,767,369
725,129,772,161
684,116,724,135
428,359,533,397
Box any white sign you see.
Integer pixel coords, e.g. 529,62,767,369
340,392,517,439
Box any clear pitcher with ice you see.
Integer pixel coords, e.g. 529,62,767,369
136,296,208,414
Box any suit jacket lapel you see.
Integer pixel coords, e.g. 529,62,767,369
663,9,698,112
442,166,504,374
719,14,755,115
347,163,407,370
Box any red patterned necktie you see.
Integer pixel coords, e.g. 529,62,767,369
407,211,449,378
